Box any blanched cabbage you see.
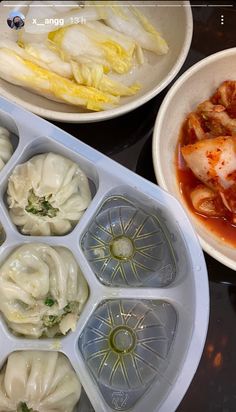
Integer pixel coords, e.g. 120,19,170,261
104,3,169,55
7,152,91,236
0,351,81,412
0,127,13,171
48,21,136,74
71,61,140,96
0,47,119,110
0,39,72,79
0,243,88,337
0,40,139,97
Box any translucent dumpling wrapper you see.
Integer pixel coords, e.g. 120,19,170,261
7,152,92,236
103,3,169,55
0,243,89,338
0,127,13,171
0,47,119,111
0,351,81,412
48,21,136,74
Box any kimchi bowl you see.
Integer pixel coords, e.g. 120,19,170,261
153,48,236,270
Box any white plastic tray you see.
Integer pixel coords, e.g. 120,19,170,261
0,96,209,412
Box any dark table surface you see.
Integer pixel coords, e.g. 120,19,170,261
52,2,236,411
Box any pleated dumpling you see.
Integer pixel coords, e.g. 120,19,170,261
0,243,88,338
0,351,81,412
7,152,91,236
0,127,13,171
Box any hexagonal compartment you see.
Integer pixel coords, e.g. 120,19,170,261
3,136,98,236
0,242,89,339
0,95,209,412
81,195,176,287
79,299,177,411
0,350,84,412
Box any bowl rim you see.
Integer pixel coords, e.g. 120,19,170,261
152,46,236,270
0,1,193,123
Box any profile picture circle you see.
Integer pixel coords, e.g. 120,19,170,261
7,10,25,30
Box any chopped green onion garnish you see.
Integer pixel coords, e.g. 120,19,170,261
25,189,59,218
18,402,34,412
44,297,55,307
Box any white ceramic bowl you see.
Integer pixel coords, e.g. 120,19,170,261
0,1,192,122
153,47,236,270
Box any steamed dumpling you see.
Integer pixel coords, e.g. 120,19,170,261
0,351,81,412
7,152,91,236
0,243,88,338
0,127,13,171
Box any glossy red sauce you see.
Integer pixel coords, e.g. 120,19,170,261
176,122,236,247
